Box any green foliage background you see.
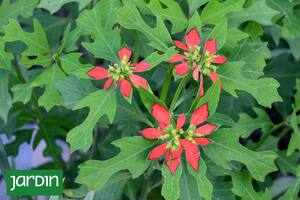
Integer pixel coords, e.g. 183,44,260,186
0,0,299,199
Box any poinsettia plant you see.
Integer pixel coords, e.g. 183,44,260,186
0,0,300,200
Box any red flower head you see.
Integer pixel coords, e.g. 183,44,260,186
87,48,151,98
140,103,217,175
168,28,227,96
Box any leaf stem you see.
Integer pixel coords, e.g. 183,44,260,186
160,64,174,102
169,76,189,112
13,59,26,83
254,121,286,150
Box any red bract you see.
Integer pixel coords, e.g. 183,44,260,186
168,28,227,96
87,48,151,98
140,103,217,175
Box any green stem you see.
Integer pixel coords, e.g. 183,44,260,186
254,121,286,150
169,76,189,112
160,64,174,102
188,74,204,113
13,61,26,83
54,54,68,76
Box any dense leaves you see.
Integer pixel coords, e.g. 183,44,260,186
67,89,117,151
76,136,154,189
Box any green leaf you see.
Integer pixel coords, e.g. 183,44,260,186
187,0,208,16
33,123,64,157
264,54,300,116
204,129,278,181
11,83,32,104
233,107,273,138
231,173,271,200
143,47,177,69
118,1,172,52
85,0,122,30
276,152,299,176
187,11,201,31
208,113,235,127
0,69,12,122
3,19,50,56
66,89,117,152
123,0,152,15
207,18,228,50
34,12,68,48
212,181,235,200
77,0,121,62
0,0,37,32
61,24,81,52
80,36,119,64
233,40,269,79
218,62,282,107
186,159,213,200
223,28,249,54
287,111,300,156
0,37,13,71
93,172,130,200
20,55,52,68
228,0,280,26
295,79,300,112
180,162,202,200
139,87,166,113
59,53,89,74
114,93,151,125
201,0,244,25
269,0,300,37
31,67,66,111
244,21,264,40
38,0,92,14
162,163,182,200
76,136,154,189
54,75,97,109
39,85,63,111
147,0,187,34
190,79,221,115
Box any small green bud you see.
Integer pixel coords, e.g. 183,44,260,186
113,74,119,80
116,68,121,73
171,129,177,135
210,65,217,72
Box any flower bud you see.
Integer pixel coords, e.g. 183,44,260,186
171,129,177,135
